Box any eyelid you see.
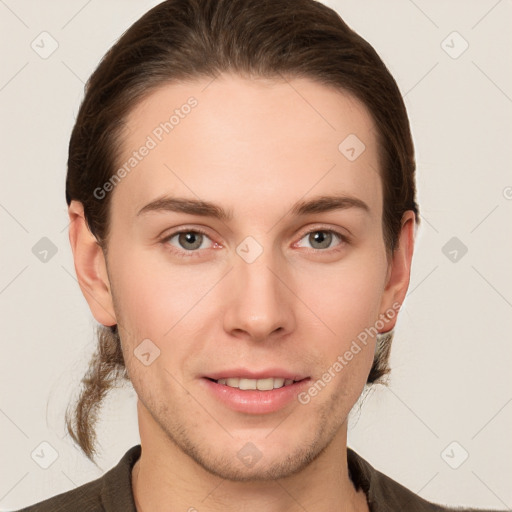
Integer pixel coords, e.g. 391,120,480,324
160,224,350,257
295,224,350,242
293,224,350,251
160,226,218,257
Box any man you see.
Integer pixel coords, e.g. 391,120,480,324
17,0,504,510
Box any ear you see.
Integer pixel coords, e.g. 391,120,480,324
68,200,117,326
378,210,416,331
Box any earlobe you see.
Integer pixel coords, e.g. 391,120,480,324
378,210,416,331
68,200,117,327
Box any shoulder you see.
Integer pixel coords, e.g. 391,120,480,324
15,445,141,512
347,447,503,512
15,477,104,512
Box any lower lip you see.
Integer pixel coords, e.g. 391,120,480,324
202,378,310,414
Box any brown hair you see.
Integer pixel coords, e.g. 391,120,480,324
65,0,419,460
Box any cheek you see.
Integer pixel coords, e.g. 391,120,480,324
295,253,387,334
109,249,218,376
111,248,206,328
292,251,387,391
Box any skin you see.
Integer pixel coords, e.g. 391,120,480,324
68,73,415,512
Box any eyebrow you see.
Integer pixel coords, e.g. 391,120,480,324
136,194,370,221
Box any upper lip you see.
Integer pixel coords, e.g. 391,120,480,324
204,368,309,381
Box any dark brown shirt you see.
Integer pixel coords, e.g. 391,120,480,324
16,445,502,511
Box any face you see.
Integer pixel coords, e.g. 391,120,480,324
87,74,409,480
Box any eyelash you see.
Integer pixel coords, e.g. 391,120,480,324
160,226,349,259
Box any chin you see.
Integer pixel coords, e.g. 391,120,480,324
164,418,336,482
188,442,326,482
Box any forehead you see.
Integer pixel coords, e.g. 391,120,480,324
111,74,382,223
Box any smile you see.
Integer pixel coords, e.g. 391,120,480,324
213,377,297,390
202,375,311,414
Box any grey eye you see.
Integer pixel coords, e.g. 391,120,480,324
177,232,204,250
307,231,333,249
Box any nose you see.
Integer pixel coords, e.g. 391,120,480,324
222,244,296,343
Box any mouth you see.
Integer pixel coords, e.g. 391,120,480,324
206,377,303,391
202,373,310,414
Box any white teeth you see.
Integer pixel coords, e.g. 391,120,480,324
239,378,257,390
273,378,285,389
256,378,274,391
216,377,295,390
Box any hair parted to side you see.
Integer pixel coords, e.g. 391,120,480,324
65,0,419,460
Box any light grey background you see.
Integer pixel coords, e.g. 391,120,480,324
1,0,511,510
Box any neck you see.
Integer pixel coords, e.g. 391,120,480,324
132,402,368,512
